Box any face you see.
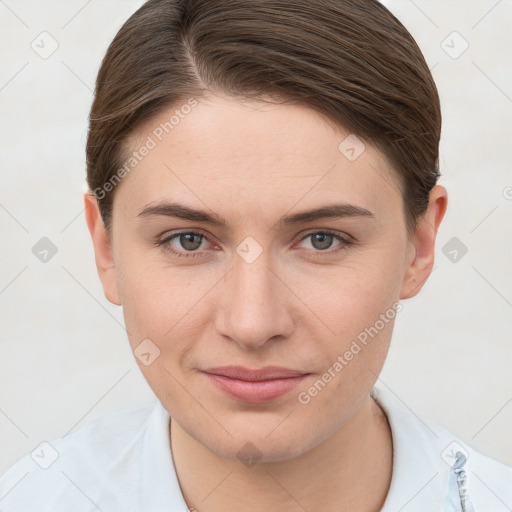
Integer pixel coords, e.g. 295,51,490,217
86,93,443,463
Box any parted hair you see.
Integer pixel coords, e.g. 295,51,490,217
86,0,441,236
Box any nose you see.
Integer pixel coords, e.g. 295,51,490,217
215,246,295,350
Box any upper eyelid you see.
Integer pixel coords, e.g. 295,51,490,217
159,228,209,241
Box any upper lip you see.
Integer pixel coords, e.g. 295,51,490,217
202,366,309,381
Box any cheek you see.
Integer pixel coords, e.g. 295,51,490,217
295,268,401,418
116,247,199,333
116,262,203,404
117,257,220,383
292,251,404,341
292,243,405,391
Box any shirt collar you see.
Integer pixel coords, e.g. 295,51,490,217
140,399,190,511
371,386,455,511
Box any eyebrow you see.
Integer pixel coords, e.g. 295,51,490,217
137,201,374,227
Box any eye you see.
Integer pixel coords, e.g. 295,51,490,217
296,230,353,255
158,231,212,258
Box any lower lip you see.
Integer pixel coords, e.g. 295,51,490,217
203,372,310,404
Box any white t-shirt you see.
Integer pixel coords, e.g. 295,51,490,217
0,386,510,511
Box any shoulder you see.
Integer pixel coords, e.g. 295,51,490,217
0,400,183,511
372,386,512,511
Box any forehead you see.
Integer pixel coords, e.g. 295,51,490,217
115,94,403,224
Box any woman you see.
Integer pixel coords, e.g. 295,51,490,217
1,0,510,510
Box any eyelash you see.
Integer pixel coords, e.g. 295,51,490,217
156,229,354,259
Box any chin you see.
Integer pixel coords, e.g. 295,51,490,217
190,416,324,465
209,436,311,465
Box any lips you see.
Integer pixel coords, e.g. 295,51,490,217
201,365,311,404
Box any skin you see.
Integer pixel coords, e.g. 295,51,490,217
85,93,447,512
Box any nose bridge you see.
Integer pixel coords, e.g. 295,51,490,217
217,239,292,348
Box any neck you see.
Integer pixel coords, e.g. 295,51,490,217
169,395,393,512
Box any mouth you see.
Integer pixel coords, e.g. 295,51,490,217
201,366,311,404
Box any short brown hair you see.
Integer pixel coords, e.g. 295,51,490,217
86,0,441,236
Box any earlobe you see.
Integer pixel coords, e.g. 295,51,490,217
400,185,448,299
84,192,122,306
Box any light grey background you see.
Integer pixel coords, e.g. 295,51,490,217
1,0,511,476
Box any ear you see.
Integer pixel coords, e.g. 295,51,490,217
84,192,121,306
400,185,448,299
